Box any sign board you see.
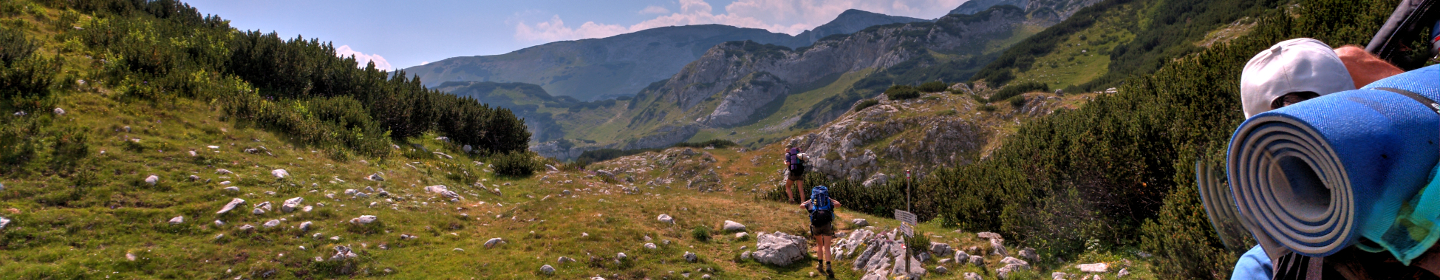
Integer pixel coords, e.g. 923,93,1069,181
894,210,918,226
894,209,917,237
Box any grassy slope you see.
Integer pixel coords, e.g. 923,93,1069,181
1005,2,1141,90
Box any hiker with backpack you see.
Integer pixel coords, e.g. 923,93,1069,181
802,186,841,278
783,147,807,204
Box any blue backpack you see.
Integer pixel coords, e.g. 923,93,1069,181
809,186,833,227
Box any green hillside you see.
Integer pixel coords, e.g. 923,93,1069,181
972,0,1283,92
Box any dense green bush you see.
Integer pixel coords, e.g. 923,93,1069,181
691,225,711,242
884,85,921,100
0,25,57,109
854,99,880,112
917,80,948,92
672,139,738,149
990,81,1048,103
491,151,541,177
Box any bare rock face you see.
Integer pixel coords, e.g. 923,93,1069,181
785,97,992,182
699,72,790,127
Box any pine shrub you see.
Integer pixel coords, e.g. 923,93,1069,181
492,151,541,177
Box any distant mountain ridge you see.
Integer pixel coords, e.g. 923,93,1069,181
408,9,929,101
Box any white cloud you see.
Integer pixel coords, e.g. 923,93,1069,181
513,0,967,43
335,45,394,70
639,5,670,14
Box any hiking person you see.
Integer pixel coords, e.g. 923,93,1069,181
783,147,807,204
1229,38,1410,280
801,186,841,278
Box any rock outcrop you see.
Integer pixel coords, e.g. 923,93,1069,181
752,231,806,266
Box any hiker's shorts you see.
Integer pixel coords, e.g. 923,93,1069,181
787,171,804,181
812,223,835,236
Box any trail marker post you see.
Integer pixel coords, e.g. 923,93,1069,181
895,209,917,278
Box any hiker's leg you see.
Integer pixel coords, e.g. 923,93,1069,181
789,179,800,200
795,179,805,203
818,235,830,262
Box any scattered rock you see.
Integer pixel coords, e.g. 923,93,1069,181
350,215,377,225
223,186,239,192
331,245,358,260
168,216,184,225
753,231,806,266
238,224,255,232
735,232,749,239
954,251,970,265
540,264,555,275
644,243,657,250
722,220,746,232
991,238,1008,257
1054,272,1071,280
125,252,135,261
299,221,312,231
144,175,159,186
852,218,869,227
53,107,65,116
1020,247,1039,263
344,189,357,196
616,252,628,261
263,219,280,228
216,198,246,214
657,214,674,224
425,185,463,201
977,232,1002,240
684,251,698,263
740,250,752,260
214,220,224,227
930,242,953,256
559,256,576,264
215,169,233,175
252,203,269,215
996,257,1031,279
1117,268,1129,278
1,216,10,230
188,174,200,181
935,266,948,274
282,197,303,213
302,206,313,212
485,237,505,248
966,272,984,280
969,255,986,267
271,169,288,179
1076,263,1108,273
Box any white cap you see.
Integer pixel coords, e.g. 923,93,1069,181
1240,38,1355,118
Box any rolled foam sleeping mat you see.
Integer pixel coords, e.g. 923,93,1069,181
1226,65,1440,257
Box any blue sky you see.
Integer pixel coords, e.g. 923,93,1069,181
184,0,968,71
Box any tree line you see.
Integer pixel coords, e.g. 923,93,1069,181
54,0,529,157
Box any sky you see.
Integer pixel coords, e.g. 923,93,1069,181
184,0,970,71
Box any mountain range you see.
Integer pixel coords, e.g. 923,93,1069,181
403,9,928,101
